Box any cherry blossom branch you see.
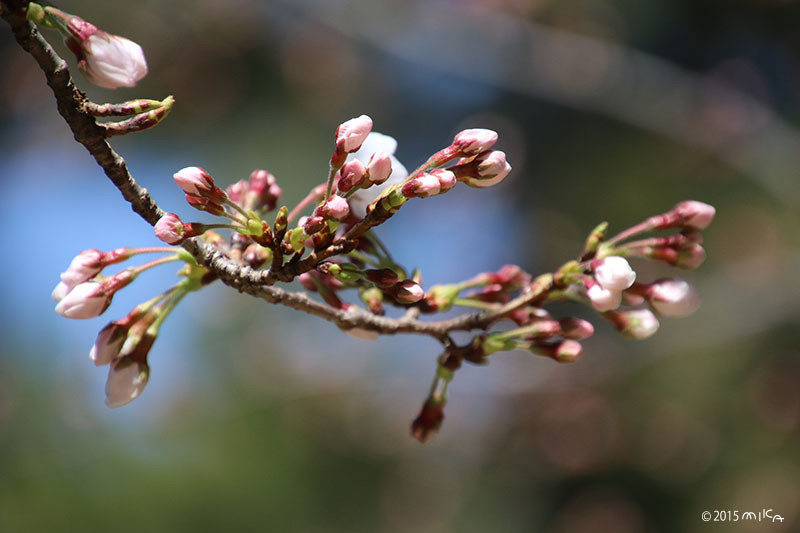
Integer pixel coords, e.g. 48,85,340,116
7,1,716,441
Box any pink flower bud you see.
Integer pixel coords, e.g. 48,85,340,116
676,243,707,269
452,128,498,157
559,317,595,340
587,283,622,312
489,265,531,291
173,167,227,203
243,244,270,268
608,309,660,339
247,169,281,211
76,32,148,89
647,278,701,317
391,280,425,304
51,281,72,302
59,249,104,286
553,340,583,363
226,179,248,205
673,200,716,230
90,321,130,366
337,160,368,193
105,357,150,408
593,256,636,291
366,151,393,185
302,215,325,235
185,194,224,216
402,173,441,198
315,195,351,221
54,281,110,319
335,114,373,153
154,213,186,245
365,268,400,288
432,169,457,193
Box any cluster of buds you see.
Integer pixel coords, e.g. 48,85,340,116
51,244,213,406
34,22,715,446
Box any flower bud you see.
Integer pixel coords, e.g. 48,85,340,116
243,243,271,268
226,179,248,205
452,128,498,157
365,268,399,288
185,194,225,216
247,169,281,212
302,215,325,235
336,160,368,193
552,340,583,363
104,356,150,408
402,173,441,198
431,169,457,193
587,283,622,312
173,167,226,203
390,279,425,304
59,249,104,286
673,200,716,230
335,115,373,153
559,317,595,340
54,281,110,319
315,195,350,221
593,256,636,291
366,151,393,185
411,399,445,443
489,265,531,291
676,243,707,269
154,213,186,245
646,278,701,317
608,309,660,339
454,150,512,188
90,321,129,366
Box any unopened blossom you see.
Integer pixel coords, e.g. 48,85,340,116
59,249,104,286
452,128,498,157
489,265,531,291
226,179,247,204
391,280,425,304
593,256,636,291
402,173,441,198
90,321,129,366
366,151,392,185
247,169,282,211
185,194,224,216
609,309,660,339
335,115,373,152
337,160,368,192
552,340,583,363
454,150,512,188
52,248,129,301
347,132,409,217
647,278,701,317
105,357,150,408
676,243,707,269
54,281,109,319
154,213,186,245
559,317,595,340
587,283,622,312
432,169,457,193
52,8,148,89
173,167,226,203
315,195,350,221
673,200,716,230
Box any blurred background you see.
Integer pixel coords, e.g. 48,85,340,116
2,0,800,531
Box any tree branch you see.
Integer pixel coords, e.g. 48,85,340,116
1,3,550,340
